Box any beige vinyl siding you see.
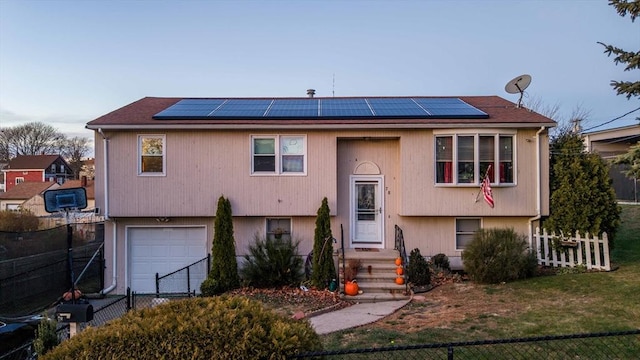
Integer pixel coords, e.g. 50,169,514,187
399,128,550,216
103,130,337,217
398,216,532,263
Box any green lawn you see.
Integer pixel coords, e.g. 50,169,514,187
321,204,640,350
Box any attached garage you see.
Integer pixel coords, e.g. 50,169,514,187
127,226,208,293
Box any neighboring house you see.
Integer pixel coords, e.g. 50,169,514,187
0,163,6,192
583,124,640,202
2,155,73,193
79,158,96,180
0,182,60,215
86,95,556,294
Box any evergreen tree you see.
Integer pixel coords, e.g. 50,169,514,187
545,131,621,247
311,197,336,289
614,141,640,179
598,0,640,99
201,196,239,295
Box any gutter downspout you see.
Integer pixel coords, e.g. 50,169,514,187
528,126,546,248
97,128,117,295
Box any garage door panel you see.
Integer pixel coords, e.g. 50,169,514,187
128,226,207,293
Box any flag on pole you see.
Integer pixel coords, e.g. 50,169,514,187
481,171,494,208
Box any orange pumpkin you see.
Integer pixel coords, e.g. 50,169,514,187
396,267,404,275
395,257,403,266
395,276,405,285
344,280,359,296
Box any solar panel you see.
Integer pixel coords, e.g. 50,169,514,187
320,98,372,117
153,97,488,119
154,99,225,117
413,98,488,117
368,98,427,116
266,99,319,117
212,99,272,117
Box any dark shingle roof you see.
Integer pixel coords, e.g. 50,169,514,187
0,182,58,200
86,96,556,129
6,155,63,170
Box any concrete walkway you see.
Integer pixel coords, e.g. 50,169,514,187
309,299,411,335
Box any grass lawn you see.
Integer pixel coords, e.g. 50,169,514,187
321,204,640,350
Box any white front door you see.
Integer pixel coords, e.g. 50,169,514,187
350,176,384,248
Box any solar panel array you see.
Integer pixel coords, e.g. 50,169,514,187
153,97,488,119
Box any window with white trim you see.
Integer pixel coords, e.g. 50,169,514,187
436,134,514,185
252,135,306,175
456,218,481,250
15,177,24,184
138,135,166,175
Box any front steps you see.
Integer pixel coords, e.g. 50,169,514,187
338,248,411,302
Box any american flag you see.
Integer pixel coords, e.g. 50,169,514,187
481,173,494,208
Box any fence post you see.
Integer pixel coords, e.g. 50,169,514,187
602,232,611,271
186,267,191,294
448,345,454,360
207,253,211,275
126,287,131,311
155,272,160,297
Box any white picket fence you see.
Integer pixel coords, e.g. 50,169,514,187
534,228,611,271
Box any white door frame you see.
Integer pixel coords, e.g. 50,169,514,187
349,175,384,248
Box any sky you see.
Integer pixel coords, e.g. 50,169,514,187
1,0,638,152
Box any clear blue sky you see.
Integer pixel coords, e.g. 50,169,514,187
1,0,638,146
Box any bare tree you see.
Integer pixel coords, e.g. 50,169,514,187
62,136,91,179
0,122,65,161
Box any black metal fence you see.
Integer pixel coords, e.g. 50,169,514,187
0,223,105,317
155,255,210,295
0,290,195,360
292,330,640,359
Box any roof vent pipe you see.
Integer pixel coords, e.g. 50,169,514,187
307,89,315,98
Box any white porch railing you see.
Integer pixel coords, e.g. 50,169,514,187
534,228,611,271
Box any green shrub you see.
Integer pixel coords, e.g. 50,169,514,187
33,314,59,357
241,234,303,287
407,248,431,286
202,196,239,296
311,197,335,289
462,228,537,284
431,253,450,272
41,296,322,360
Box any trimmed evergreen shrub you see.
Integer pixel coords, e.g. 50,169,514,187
311,197,336,289
201,196,239,296
407,248,431,286
241,234,303,287
41,296,322,360
431,253,450,272
462,228,537,284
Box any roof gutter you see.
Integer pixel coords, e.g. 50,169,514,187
86,122,558,131
97,128,117,295
528,126,546,247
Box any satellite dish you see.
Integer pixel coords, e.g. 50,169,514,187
505,74,531,108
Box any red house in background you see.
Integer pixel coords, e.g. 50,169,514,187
2,155,73,193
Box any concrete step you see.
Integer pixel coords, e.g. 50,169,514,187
337,248,410,302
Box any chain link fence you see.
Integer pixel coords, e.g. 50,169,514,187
293,330,640,359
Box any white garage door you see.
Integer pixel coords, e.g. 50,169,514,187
128,226,207,293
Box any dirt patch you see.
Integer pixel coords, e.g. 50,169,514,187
228,287,350,318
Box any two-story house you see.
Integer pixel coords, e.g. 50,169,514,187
86,95,555,294
2,155,73,192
